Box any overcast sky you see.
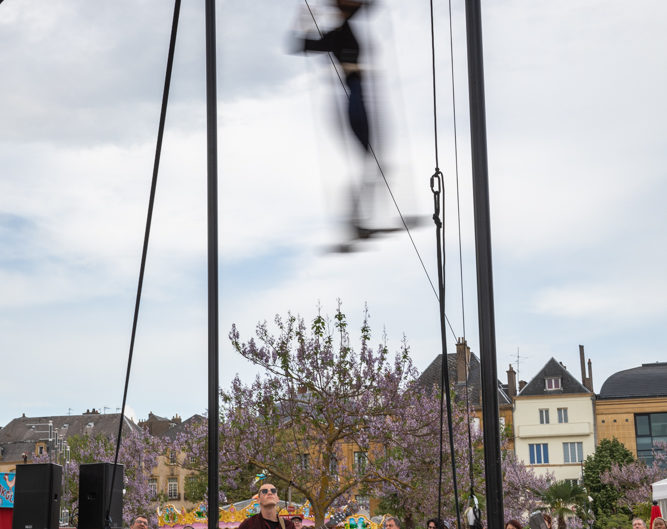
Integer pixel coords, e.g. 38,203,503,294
1,0,666,428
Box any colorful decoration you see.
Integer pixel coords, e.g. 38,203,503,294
252,470,268,486
157,500,379,529
0,473,15,508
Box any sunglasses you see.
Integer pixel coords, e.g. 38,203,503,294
260,488,277,495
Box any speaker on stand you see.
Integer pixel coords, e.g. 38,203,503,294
12,463,62,529
78,463,124,529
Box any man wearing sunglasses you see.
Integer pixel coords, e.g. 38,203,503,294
239,483,296,529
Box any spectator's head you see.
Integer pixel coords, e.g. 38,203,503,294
258,483,279,508
653,518,666,529
505,520,522,529
385,517,401,529
427,519,440,529
292,516,304,529
633,519,647,529
130,516,149,529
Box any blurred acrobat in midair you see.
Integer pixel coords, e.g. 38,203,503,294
297,0,397,243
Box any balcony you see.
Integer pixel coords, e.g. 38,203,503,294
517,422,592,438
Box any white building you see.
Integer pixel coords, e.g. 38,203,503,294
513,353,595,482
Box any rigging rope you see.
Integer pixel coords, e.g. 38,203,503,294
428,0,463,527
431,173,462,529
443,0,479,520
447,0,467,340
106,2,181,527
302,0,458,340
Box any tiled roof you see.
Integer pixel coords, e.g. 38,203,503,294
418,352,512,406
158,414,206,440
0,413,138,444
0,412,140,463
518,357,591,396
598,362,667,399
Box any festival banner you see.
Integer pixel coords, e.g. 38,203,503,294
0,473,15,508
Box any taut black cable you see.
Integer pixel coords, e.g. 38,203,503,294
432,172,462,529
429,0,462,526
106,2,181,527
448,0,467,340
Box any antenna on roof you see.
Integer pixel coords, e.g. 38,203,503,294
513,346,531,382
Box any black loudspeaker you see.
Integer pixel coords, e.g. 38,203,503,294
12,463,62,529
78,463,124,529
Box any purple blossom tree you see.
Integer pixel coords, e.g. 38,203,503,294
170,304,552,529
202,304,552,529
501,448,552,524
375,394,551,528
600,444,667,518
220,305,421,527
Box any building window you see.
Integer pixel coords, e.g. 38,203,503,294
539,409,550,424
169,451,177,465
355,495,370,509
149,479,157,499
168,478,178,499
329,454,338,475
529,443,549,464
545,377,561,390
635,413,667,465
563,442,583,463
185,476,201,502
354,451,368,474
558,408,569,423
38,445,44,455
472,417,481,433
299,453,310,470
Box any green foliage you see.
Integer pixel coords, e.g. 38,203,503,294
68,433,112,462
596,512,632,529
540,480,588,529
377,493,414,529
582,438,635,526
631,502,651,522
222,464,269,503
184,472,207,503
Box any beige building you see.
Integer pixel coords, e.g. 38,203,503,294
142,412,204,510
513,349,595,482
595,362,667,464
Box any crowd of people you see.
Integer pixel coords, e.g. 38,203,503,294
131,481,663,529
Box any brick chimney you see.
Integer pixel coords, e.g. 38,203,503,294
506,364,517,397
456,339,471,383
579,345,593,391
587,358,594,392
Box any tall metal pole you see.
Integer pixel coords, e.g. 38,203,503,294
463,1,504,528
205,1,220,528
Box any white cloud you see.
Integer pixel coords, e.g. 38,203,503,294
2,0,667,427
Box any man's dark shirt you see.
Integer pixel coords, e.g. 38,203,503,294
238,513,296,529
304,20,360,67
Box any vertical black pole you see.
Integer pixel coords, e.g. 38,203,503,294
205,1,220,529
463,1,504,528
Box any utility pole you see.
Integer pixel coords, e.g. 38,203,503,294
464,0,504,526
